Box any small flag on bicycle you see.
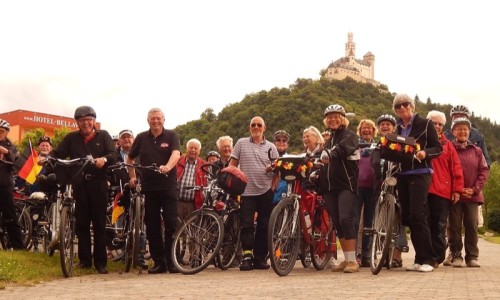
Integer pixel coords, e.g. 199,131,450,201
18,140,42,184
111,193,125,224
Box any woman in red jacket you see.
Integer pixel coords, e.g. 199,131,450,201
426,111,464,267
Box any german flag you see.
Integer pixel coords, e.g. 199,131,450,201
18,142,42,184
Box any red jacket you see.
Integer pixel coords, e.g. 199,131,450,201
428,135,464,200
176,156,207,209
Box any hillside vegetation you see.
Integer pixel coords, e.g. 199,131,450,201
174,77,500,162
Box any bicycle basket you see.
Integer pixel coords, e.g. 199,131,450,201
275,155,311,181
218,166,248,196
379,133,419,163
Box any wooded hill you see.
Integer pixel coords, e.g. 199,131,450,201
174,77,500,162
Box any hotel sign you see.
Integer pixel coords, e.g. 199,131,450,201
22,113,78,128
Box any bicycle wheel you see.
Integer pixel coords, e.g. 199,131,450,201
15,204,32,249
299,243,312,268
60,205,76,278
217,211,241,270
268,196,301,276
370,193,395,275
43,203,56,256
310,207,333,270
171,209,224,275
131,195,142,269
123,209,133,272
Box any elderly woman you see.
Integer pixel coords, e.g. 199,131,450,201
448,117,489,268
426,111,464,267
355,119,378,267
319,104,360,273
392,94,442,272
301,126,325,191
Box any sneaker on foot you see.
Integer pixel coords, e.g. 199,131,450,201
452,257,466,268
331,260,348,272
406,263,421,271
418,264,434,272
240,254,253,271
343,261,360,273
466,260,480,267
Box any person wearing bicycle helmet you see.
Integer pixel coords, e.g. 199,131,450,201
319,104,360,273
37,136,53,157
0,119,25,250
444,104,490,167
51,106,117,274
447,117,489,268
392,94,442,273
273,130,290,157
206,150,221,164
426,111,464,267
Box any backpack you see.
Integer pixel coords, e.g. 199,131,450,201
218,166,248,196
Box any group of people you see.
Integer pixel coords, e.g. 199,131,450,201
0,95,490,276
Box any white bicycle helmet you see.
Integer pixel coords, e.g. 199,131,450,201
0,119,10,131
376,114,396,126
324,104,346,116
451,117,471,130
450,105,471,118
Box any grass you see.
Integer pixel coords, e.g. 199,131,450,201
0,250,126,289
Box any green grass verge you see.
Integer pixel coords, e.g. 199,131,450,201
0,250,128,289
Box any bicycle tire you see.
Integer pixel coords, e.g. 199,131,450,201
299,244,312,268
268,196,301,276
60,205,76,278
131,194,141,269
124,206,133,272
310,207,333,270
217,212,241,270
370,193,395,275
44,203,56,256
171,209,224,275
15,204,32,249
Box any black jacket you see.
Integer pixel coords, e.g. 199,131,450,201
395,113,442,172
0,138,17,187
319,126,359,193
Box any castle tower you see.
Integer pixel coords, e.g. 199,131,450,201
345,32,356,58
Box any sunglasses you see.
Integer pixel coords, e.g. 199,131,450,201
275,138,288,143
251,123,263,128
394,102,411,109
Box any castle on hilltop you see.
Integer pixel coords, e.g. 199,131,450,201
323,32,379,86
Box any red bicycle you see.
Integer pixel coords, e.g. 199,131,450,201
267,155,336,276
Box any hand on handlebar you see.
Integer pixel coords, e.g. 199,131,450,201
129,178,138,189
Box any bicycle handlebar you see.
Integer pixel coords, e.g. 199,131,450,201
108,162,167,177
44,155,96,166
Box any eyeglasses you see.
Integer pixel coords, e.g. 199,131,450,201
394,102,411,109
250,123,263,128
275,138,288,143
432,122,444,127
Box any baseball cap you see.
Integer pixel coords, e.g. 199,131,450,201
119,129,133,138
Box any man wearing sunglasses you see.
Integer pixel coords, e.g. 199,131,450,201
230,116,279,271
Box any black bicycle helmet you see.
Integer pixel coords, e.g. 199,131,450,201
376,114,397,126
206,150,221,160
37,136,53,145
0,119,10,131
74,106,97,120
450,105,471,118
324,104,346,116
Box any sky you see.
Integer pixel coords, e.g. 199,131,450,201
1,1,499,137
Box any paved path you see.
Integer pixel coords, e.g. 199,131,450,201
2,238,500,299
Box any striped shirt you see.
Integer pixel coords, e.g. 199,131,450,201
231,137,278,196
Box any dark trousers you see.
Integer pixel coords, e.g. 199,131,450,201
448,201,479,262
74,180,108,267
355,187,375,259
324,190,357,239
428,193,451,264
240,189,273,260
397,174,435,265
0,188,24,249
144,189,178,267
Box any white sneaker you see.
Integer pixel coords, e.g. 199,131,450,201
418,264,434,272
443,253,453,266
406,263,421,271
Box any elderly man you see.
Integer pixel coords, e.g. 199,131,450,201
126,108,181,274
216,136,233,167
230,116,279,271
273,130,290,157
176,138,207,221
51,106,117,274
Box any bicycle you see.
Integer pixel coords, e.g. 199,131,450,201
267,154,336,276
108,162,163,272
171,163,232,275
366,157,403,275
43,155,96,278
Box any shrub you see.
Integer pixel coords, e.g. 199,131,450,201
487,210,500,232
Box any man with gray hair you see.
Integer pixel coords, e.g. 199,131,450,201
176,138,207,221
216,135,233,167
